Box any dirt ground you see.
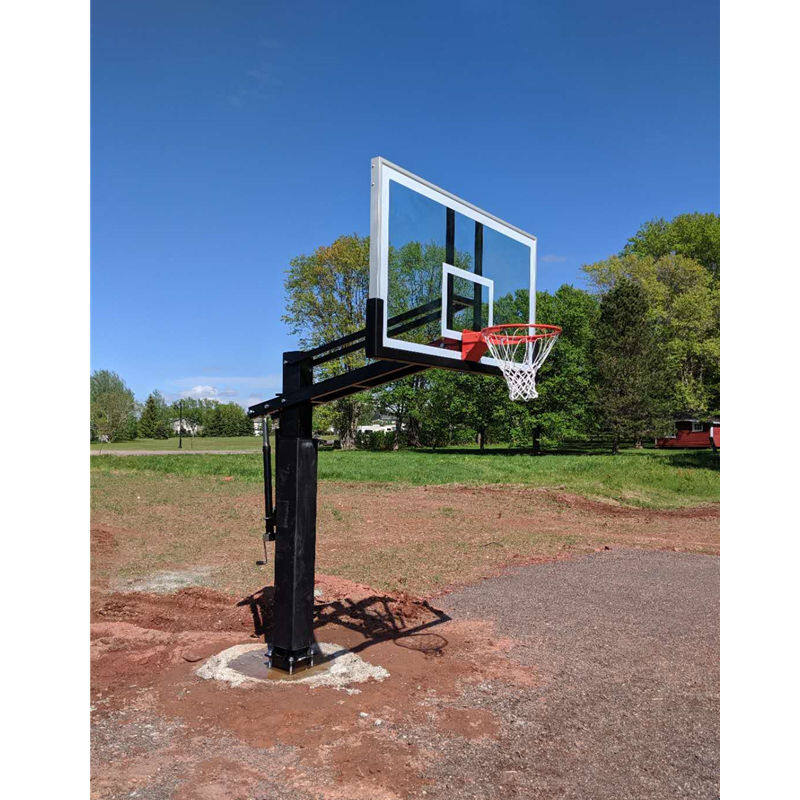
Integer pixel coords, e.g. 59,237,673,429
91,485,719,799
92,480,719,596
91,576,523,800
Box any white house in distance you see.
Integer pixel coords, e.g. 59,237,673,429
251,418,395,437
357,422,394,434
171,419,202,436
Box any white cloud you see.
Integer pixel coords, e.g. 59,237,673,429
161,375,281,409
179,385,238,400
181,385,222,400
165,375,281,410
172,375,281,391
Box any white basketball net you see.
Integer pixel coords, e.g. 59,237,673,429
483,325,561,401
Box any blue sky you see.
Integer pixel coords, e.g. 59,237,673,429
91,0,719,408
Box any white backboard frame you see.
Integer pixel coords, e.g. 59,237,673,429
369,157,537,370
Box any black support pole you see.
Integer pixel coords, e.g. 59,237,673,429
270,351,318,672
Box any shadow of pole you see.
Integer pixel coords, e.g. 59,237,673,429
237,587,452,657
236,586,275,639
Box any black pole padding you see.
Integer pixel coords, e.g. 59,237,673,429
270,431,318,671
269,351,318,672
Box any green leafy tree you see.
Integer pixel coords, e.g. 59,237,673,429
283,234,370,448
312,405,337,438
591,280,671,453
408,370,511,450
373,285,601,452
499,287,601,450
90,370,137,441
224,403,252,436
372,374,429,449
614,212,721,413
583,252,719,416
622,213,720,281
452,373,512,450
409,372,461,448
138,392,171,439
202,402,252,437
536,287,600,442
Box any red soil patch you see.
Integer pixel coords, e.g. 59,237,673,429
331,735,428,798
91,580,535,799
539,489,719,518
93,587,253,634
172,758,264,800
91,525,118,554
437,707,500,739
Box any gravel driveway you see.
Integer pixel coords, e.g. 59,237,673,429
440,549,719,799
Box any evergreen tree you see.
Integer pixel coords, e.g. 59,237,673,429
202,404,224,437
591,279,670,454
138,392,171,439
583,251,718,417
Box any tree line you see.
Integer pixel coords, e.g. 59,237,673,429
285,213,719,452
89,376,252,441
90,212,718,450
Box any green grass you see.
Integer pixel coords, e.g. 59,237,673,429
90,435,265,451
90,446,719,509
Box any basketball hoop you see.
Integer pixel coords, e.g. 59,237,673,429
463,323,561,401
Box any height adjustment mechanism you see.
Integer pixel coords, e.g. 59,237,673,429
256,416,276,566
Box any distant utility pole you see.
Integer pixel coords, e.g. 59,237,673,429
178,400,183,449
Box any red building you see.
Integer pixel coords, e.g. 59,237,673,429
655,419,720,449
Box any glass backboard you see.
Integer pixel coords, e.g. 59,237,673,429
367,157,536,374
